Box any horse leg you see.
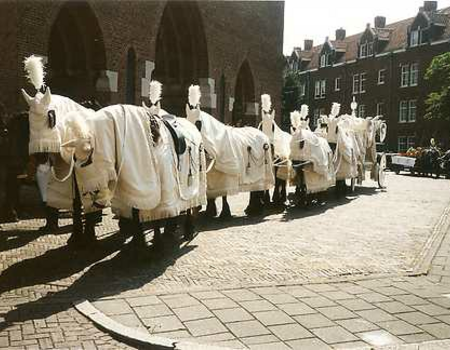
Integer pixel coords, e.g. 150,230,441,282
130,208,146,248
183,209,196,240
41,205,59,232
281,180,287,203
219,196,232,218
84,211,101,244
67,175,84,247
245,191,264,216
205,198,218,217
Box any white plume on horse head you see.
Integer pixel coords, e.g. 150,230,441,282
290,111,301,130
261,94,272,113
149,80,162,105
330,102,341,118
24,55,46,91
300,104,309,119
188,85,201,108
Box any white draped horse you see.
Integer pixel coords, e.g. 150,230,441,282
185,85,274,217
258,94,292,205
290,108,335,206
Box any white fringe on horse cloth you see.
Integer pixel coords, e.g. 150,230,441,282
196,111,274,198
74,105,206,222
290,128,335,194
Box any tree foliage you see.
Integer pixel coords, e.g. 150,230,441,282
282,70,301,129
424,52,450,121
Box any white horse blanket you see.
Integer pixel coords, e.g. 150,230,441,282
72,105,206,221
290,128,335,193
198,111,274,198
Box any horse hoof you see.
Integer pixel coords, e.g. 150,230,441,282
219,209,232,219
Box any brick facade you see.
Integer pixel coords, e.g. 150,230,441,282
2,0,284,126
287,1,450,151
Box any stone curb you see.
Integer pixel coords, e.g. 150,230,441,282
74,300,240,350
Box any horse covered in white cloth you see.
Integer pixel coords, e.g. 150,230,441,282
290,107,335,206
258,94,292,205
185,85,274,217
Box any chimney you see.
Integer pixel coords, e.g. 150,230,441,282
423,1,438,12
374,16,386,29
304,39,313,51
335,28,346,41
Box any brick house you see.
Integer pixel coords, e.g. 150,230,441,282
1,0,284,125
287,1,450,151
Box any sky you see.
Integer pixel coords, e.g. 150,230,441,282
283,0,450,55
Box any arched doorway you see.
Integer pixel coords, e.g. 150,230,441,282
153,1,209,117
126,48,136,104
232,60,256,126
48,1,106,103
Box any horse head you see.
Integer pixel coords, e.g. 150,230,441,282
186,85,202,131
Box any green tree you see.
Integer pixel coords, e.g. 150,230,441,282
424,52,450,121
282,70,301,130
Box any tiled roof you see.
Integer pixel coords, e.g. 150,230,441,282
291,6,450,71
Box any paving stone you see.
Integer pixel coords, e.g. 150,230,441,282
399,332,436,343
110,313,145,329
144,315,186,333
213,308,254,323
184,318,228,337
279,286,318,298
253,310,294,326
239,300,276,312
375,301,414,313
156,330,192,339
125,296,162,307
319,291,354,300
356,329,403,347
190,291,224,300
214,339,245,349
302,296,336,308
356,309,397,323
377,320,423,335
134,304,173,319
312,325,358,344
337,298,376,311
160,294,200,309
241,334,279,346
201,298,239,310
251,287,281,295
375,287,408,296
393,294,429,306
427,297,450,309
262,293,297,305
336,318,379,333
196,332,235,342
287,337,332,350
172,305,214,322
248,342,291,350
414,303,450,316
277,302,316,316
305,284,338,293
332,341,371,349
226,320,270,338
294,313,335,328
316,305,357,320
222,289,261,302
436,314,450,324
420,323,450,339
0,337,8,348
268,323,313,341
396,312,439,325
357,293,393,303
338,285,372,295
92,299,133,316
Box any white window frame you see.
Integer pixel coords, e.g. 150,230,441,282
378,69,386,85
320,80,326,98
408,100,417,122
353,74,360,94
410,63,419,86
399,100,408,123
335,77,341,91
398,136,407,152
376,102,384,116
401,64,410,87
358,104,366,118
314,81,321,99
360,73,367,93
410,29,420,47
300,83,306,97
407,136,415,149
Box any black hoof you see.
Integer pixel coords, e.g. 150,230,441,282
219,208,232,219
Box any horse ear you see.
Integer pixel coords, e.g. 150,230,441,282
21,89,33,106
185,104,191,118
271,110,275,119
61,139,78,148
42,87,51,106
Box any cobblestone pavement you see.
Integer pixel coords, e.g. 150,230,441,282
1,173,450,349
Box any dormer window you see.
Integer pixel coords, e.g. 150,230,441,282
320,52,332,68
410,26,427,47
359,41,374,58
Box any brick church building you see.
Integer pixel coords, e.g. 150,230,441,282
287,1,450,151
1,1,284,125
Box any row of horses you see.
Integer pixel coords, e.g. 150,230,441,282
11,55,387,250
